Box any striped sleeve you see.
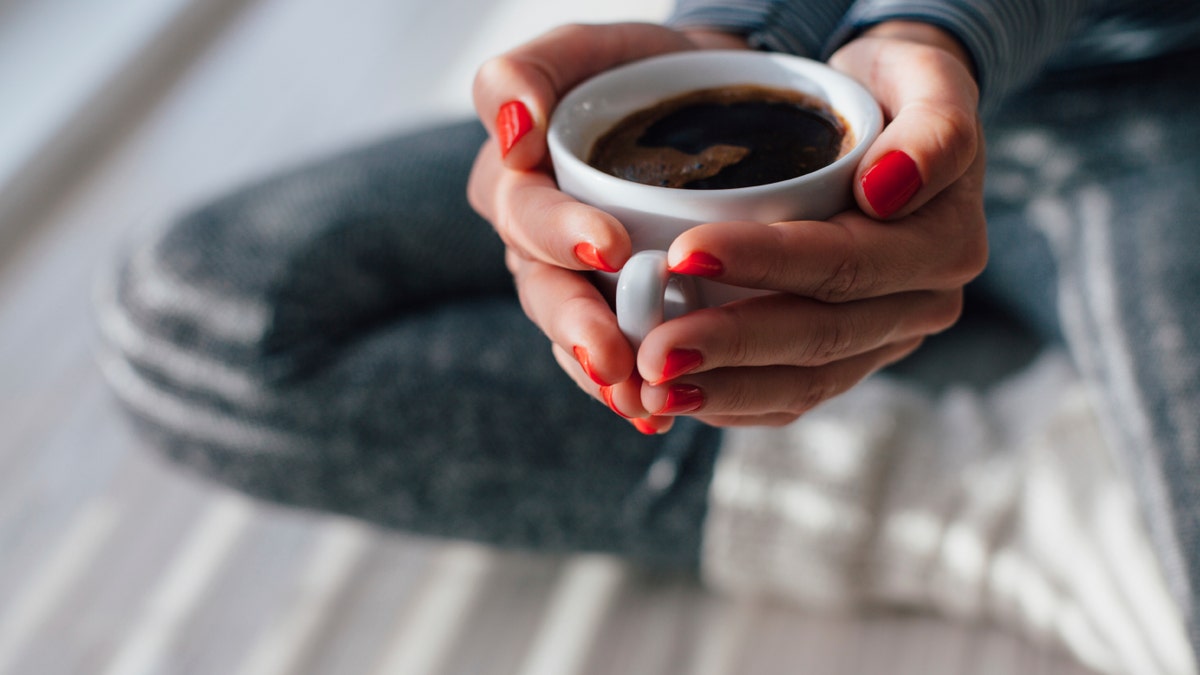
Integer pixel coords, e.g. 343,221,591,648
827,0,1094,109
666,0,854,58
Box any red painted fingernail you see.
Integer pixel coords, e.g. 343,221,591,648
573,242,618,273
573,345,611,386
657,384,705,415
631,418,660,435
656,349,703,385
861,150,922,218
496,100,534,158
599,385,630,418
669,251,723,277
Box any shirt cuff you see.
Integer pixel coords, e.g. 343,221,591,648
825,0,1089,111
667,0,852,59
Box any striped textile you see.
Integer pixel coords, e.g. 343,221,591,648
668,0,1200,109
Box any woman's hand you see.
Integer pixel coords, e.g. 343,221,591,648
469,22,747,434
636,24,987,427
469,20,986,431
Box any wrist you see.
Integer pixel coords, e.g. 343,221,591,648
861,20,976,81
680,28,751,51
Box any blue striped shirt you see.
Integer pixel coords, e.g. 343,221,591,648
667,0,1200,109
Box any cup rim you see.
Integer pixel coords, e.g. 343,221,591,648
547,50,882,197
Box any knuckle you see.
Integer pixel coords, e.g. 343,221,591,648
721,384,758,414
908,291,963,338
918,100,979,175
814,251,866,302
930,290,965,332
506,246,536,270
542,202,591,249
784,372,840,416
897,336,926,362
716,305,761,365
760,226,801,287
937,229,988,288
513,275,538,320
490,209,520,251
955,232,989,283
809,224,871,302
466,167,490,218
939,103,977,151
473,49,559,109
466,179,484,215
472,55,518,102
800,313,857,366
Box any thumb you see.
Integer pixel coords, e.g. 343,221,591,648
830,24,981,219
472,23,698,171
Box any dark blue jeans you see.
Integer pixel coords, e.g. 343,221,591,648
98,48,1200,654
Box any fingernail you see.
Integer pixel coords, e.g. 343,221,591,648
655,349,703,385
599,385,629,418
496,100,534,158
861,150,922,218
657,384,705,415
573,242,618,273
573,345,610,386
631,418,660,435
669,251,723,277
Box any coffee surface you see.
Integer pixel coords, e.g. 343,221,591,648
587,85,850,190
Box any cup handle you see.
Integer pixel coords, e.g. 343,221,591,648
616,250,700,349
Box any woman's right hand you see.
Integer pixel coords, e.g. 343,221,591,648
468,23,748,434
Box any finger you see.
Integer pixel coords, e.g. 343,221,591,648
472,23,697,169
694,412,803,428
667,209,987,302
470,141,632,270
640,337,923,417
630,414,675,435
636,289,961,382
551,344,672,433
829,32,981,219
602,372,655,420
606,378,676,434
510,254,634,388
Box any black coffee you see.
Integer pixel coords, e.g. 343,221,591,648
587,84,850,190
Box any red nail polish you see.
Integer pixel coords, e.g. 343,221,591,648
656,349,703,385
631,418,659,435
573,242,618,273
861,150,922,218
573,345,610,386
600,385,629,418
669,251,723,277
496,100,533,158
657,384,705,415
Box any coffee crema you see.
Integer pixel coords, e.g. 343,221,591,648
587,84,852,190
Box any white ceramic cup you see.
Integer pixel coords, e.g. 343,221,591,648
547,50,882,347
